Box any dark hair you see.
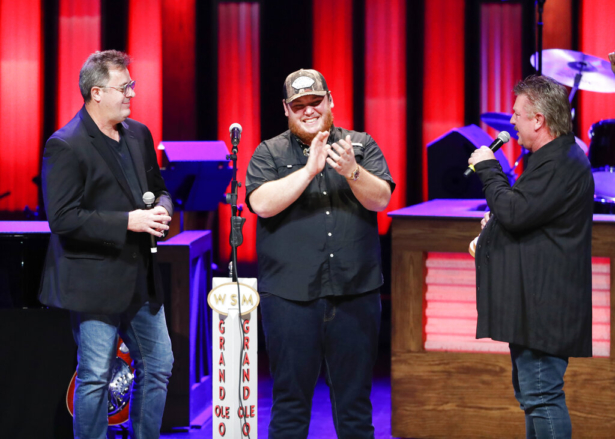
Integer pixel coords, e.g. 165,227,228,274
513,75,572,138
79,50,131,102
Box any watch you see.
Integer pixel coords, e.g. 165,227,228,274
347,165,360,181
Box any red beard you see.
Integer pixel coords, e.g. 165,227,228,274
288,109,334,145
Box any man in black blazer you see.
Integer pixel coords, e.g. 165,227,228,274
468,75,594,439
40,50,173,439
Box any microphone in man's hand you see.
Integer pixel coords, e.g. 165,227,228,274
142,191,158,254
464,131,511,177
229,123,242,147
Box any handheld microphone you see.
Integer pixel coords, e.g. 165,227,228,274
142,191,157,254
464,131,511,177
229,123,242,147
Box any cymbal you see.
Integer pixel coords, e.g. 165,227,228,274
480,112,518,140
530,49,615,93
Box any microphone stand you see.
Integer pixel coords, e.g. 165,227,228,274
536,0,547,76
225,132,251,439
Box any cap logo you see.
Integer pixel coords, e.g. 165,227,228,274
292,76,315,91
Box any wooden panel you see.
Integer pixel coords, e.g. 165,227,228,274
391,205,615,438
392,352,615,438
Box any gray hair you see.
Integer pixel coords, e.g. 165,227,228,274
513,75,572,138
79,50,131,102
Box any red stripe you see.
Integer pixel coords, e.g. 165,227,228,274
313,0,353,130
127,0,163,163
57,0,100,129
0,0,43,211
365,0,406,233
217,3,260,263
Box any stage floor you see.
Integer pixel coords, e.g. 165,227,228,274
158,353,394,439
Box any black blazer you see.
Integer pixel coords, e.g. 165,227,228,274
39,106,174,314
474,134,594,358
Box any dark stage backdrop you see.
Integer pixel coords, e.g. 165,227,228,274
1,0,614,267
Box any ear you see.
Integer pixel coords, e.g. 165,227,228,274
91,86,103,103
328,92,334,108
534,113,545,131
282,100,289,117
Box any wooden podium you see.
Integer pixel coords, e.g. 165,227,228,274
389,200,615,438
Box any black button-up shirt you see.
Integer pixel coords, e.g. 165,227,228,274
245,126,395,301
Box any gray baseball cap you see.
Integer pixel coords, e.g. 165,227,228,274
283,69,329,103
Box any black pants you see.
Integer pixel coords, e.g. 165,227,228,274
259,290,381,439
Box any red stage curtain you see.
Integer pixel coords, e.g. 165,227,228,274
127,0,163,159
313,0,353,130
480,3,523,173
365,0,406,233
578,0,615,148
0,0,43,211
217,3,260,264
422,0,466,201
57,0,100,129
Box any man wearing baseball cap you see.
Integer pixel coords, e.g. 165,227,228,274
246,69,395,438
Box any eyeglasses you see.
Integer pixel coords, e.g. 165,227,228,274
97,80,136,97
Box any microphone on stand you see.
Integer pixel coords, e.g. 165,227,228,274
464,131,511,177
142,191,157,254
229,123,242,148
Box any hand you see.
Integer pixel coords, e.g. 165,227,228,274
481,211,490,230
326,135,357,178
305,131,330,179
128,208,171,237
468,146,496,167
609,52,615,75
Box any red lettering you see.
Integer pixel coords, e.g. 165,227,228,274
243,336,249,350
242,369,249,383
224,406,230,419
242,352,250,366
220,336,225,350
242,319,250,334
242,422,251,436
243,386,250,400
219,422,226,436
219,319,225,334
219,352,225,366
250,405,255,418
237,405,256,418
219,386,226,400
215,405,222,417
219,369,225,383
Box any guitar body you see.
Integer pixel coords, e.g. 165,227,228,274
66,338,134,426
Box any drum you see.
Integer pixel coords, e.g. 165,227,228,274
588,119,615,169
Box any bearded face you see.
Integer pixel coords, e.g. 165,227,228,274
284,94,334,145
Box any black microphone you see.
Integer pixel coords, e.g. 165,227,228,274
464,131,511,177
142,191,157,254
229,123,242,147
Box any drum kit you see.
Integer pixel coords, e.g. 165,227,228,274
480,49,615,214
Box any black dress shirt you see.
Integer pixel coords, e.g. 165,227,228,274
474,134,594,357
245,126,395,301
104,132,155,307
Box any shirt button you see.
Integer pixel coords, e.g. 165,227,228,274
330,254,334,258
132,252,137,259
326,211,330,215
323,191,327,195
328,233,332,237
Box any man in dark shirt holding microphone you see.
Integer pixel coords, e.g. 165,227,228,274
40,50,173,439
468,75,594,439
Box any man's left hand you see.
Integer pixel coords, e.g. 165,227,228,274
469,146,496,167
327,135,357,179
609,51,615,75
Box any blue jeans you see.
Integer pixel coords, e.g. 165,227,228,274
70,303,174,439
260,290,381,439
510,344,571,439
